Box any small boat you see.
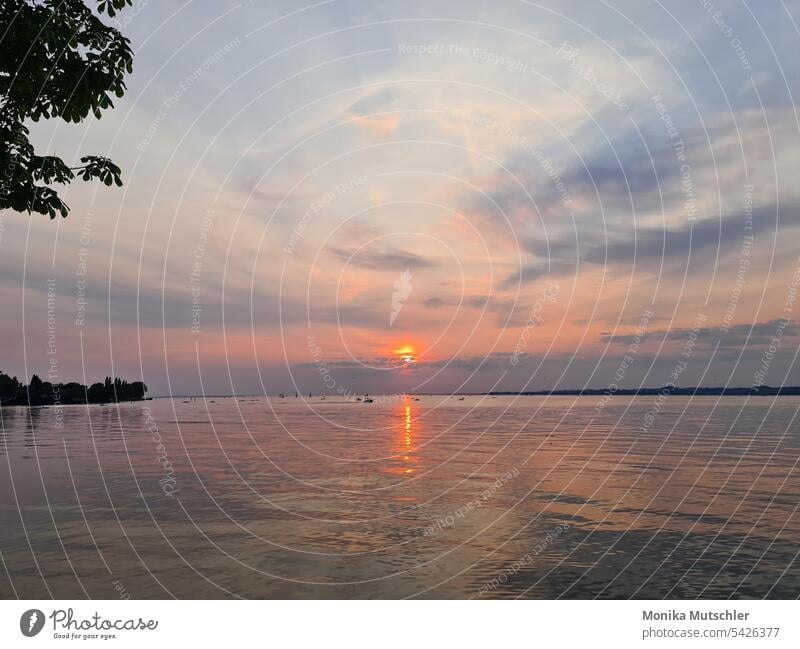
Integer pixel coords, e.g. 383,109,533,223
363,398,374,403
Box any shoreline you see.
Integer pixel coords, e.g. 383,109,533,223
135,386,800,400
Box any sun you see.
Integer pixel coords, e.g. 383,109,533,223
394,344,417,364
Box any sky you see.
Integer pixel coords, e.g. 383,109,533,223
2,0,800,396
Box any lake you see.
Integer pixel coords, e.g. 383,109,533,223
1,395,798,598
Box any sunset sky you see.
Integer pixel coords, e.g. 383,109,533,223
2,0,799,395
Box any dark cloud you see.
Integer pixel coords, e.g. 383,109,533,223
422,295,490,309
504,202,797,288
603,318,799,347
326,244,438,270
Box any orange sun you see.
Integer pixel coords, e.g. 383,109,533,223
394,344,417,364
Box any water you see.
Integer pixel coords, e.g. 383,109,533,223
1,395,798,599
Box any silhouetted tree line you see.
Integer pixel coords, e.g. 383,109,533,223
0,371,146,406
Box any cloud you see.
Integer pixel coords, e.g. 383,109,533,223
504,202,798,288
603,318,800,347
349,114,401,139
422,295,490,309
326,244,438,270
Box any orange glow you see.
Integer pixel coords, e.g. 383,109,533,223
386,401,419,477
394,344,417,364
403,403,414,472
404,404,412,447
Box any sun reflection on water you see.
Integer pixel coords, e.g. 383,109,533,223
400,400,416,473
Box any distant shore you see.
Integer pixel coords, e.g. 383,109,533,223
146,386,800,399
487,386,800,397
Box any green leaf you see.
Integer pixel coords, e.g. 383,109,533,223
0,0,133,219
